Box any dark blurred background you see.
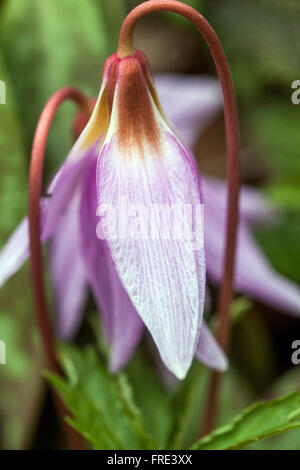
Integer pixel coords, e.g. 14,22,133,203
0,0,299,449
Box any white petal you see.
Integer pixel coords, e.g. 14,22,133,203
196,322,228,371
0,218,29,287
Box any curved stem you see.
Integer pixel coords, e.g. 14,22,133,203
28,87,90,449
118,0,240,435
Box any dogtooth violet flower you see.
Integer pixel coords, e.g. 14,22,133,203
0,51,228,379
1,62,299,378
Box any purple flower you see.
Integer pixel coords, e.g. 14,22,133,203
0,54,298,378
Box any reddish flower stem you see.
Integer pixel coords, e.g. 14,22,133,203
118,0,240,435
28,87,90,449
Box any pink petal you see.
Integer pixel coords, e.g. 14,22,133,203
195,322,228,371
0,146,92,290
155,74,221,148
80,159,144,372
43,80,110,240
204,198,300,315
50,189,88,340
43,147,96,240
201,177,275,225
0,200,48,287
0,218,30,287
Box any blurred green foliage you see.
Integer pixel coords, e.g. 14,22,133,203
255,215,300,285
206,0,300,290
0,0,125,172
126,352,175,449
0,52,27,241
0,0,126,449
248,102,300,212
212,0,300,88
0,47,40,449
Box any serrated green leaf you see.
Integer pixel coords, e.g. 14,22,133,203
248,367,300,449
116,374,156,449
170,362,255,450
191,392,300,450
45,344,155,450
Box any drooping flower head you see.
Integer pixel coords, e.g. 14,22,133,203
0,62,230,380
2,45,300,382
86,50,207,379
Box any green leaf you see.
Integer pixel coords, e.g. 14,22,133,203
191,392,300,450
248,368,300,449
45,344,155,450
170,361,207,450
171,362,256,450
126,351,175,449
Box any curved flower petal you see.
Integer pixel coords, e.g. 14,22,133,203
43,55,130,243
0,149,94,290
0,218,29,288
0,78,110,289
205,201,300,315
43,78,111,239
201,177,275,225
43,151,93,239
0,199,49,288
237,185,276,224
155,74,221,148
97,58,206,379
80,159,144,372
195,322,228,371
50,188,88,340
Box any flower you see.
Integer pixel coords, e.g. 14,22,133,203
0,54,299,379
0,51,227,379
